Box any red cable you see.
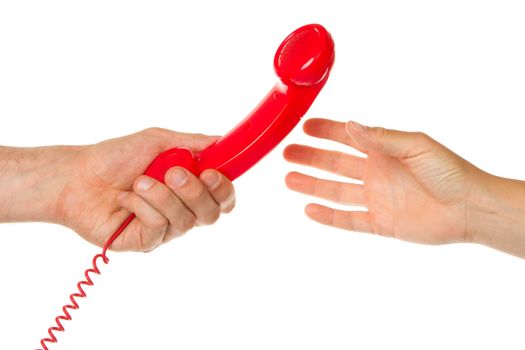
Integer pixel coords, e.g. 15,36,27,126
38,213,136,350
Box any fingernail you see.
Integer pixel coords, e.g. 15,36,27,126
117,191,128,201
347,121,367,131
220,193,236,210
168,169,188,187
137,177,154,192
201,172,220,189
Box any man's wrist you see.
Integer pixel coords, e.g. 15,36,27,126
0,146,83,223
467,173,525,258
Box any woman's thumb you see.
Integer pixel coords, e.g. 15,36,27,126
345,121,433,158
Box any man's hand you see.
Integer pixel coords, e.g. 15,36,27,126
0,128,235,252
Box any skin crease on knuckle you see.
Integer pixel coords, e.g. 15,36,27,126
193,202,220,226
178,186,217,225
120,192,167,252
174,212,195,234
145,190,196,236
206,205,221,225
148,212,169,231
190,184,209,202
372,127,388,139
413,132,435,153
139,215,168,252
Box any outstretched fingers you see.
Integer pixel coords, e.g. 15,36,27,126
305,203,374,234
285,172,365,207
303,118,436,160
345,121,436,159
303,118,365,153
284,144,365,180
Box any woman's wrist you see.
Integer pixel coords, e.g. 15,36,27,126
0,145,84,224
467,172,525,258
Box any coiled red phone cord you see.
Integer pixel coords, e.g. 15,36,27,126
38,213,136,350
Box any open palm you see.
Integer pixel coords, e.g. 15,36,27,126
284,118,482,244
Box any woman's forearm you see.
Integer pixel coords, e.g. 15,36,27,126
0,146,77,223
469,173,525,258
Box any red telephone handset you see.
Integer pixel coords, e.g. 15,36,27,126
144,23,335,182
39,24,334,350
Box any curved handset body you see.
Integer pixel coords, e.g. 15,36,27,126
144,24,335,182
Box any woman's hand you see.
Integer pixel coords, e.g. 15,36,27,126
284,118,485,245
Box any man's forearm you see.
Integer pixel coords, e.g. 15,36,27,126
469,173,525,258
0,146,77,223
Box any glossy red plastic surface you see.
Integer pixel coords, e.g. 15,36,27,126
145,23,335,181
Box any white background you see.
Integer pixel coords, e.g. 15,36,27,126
1,1,525,349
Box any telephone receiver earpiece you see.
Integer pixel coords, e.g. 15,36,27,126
144,23,335,181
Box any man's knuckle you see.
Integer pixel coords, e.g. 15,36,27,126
207,206,221,224
178,215,195,232
151,216,168,230
142,127,163,135
188,184,207,200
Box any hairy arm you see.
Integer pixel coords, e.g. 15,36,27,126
0,145,82,223
0,128,235,251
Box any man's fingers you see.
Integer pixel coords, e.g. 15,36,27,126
117,191,168,251
133,175,196,241
165,167,221,226
125,168,235,248
305,203,374,234
199,170,236,213
286,172,365,206
284,144,365,180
